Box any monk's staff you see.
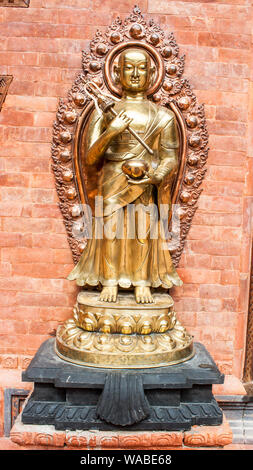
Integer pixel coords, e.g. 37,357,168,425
83,81,154,156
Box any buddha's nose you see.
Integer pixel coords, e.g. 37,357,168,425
133,66,139,78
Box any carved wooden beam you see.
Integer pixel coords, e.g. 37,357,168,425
243,242,253,384
0,0,29,7
0,75,13,111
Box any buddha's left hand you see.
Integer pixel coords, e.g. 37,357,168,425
126,175,151,185
127,172,162,185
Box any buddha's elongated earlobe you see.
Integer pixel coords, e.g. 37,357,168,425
149,66,156,87
113,64,120,85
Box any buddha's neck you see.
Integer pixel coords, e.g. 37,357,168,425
122,90,146,101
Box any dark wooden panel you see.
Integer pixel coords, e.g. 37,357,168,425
4,388,30,437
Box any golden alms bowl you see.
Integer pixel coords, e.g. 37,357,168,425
122,160,149,180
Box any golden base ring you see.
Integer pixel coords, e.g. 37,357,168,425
55,319,194,369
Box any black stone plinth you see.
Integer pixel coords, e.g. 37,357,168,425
21,339,224,431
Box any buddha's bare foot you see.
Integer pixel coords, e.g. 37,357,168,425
100,286,118,302
135,286,154,304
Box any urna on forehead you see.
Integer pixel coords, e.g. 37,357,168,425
119,48,150,64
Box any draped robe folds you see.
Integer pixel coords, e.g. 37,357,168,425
68,100,183,289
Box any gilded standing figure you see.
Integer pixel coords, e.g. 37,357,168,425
68,48,182,303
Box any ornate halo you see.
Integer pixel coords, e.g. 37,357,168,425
104,41,165,97
51,7,209,267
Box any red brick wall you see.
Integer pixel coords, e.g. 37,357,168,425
0,0,252,436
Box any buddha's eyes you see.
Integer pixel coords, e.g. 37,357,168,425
124,63,147,71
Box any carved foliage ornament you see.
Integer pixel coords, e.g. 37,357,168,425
51,6,209,266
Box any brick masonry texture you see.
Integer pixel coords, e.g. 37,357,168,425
0,0,252,437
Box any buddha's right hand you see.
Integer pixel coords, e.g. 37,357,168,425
107,110,133,136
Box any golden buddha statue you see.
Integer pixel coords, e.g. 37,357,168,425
68,48,182,304
56,47,193,368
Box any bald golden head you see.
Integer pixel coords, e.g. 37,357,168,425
118,48,151,67
116,47,154,93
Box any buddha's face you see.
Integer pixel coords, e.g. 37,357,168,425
117,49,152,93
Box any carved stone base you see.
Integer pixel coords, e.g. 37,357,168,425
55,292,194,368
21,339,224,431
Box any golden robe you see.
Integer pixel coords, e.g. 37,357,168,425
68,100,182,289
